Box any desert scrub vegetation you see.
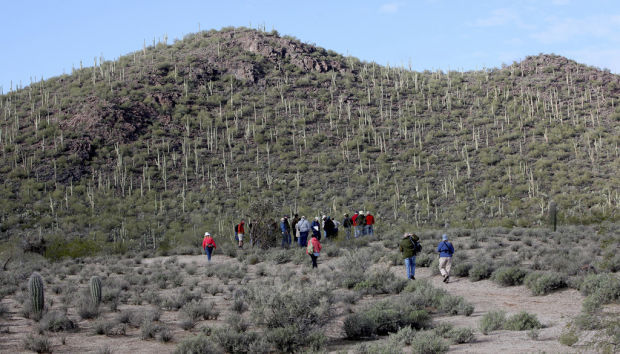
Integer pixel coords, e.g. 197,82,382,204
480,310,542,334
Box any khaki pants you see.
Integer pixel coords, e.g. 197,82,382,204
439,257,452,277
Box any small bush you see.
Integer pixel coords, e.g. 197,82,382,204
579,273,620,303
447,327,475,344
410,331,449,354
140,319,160,340
558,327,578,346
174,334,218,354
491,266,528,286
451,263,472,277
38,311,78,332
181,300,219,321
343,313,376,339
158,327,174,343
389,325,416,345
23,334,52,353
524,272,567,295
504,311,542,331
77,298,100,319
469,263,494,281
479,310,506,334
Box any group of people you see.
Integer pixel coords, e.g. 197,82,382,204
201,214,456,284
399,233,454,282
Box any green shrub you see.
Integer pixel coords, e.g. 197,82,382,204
479,310,506,334
174,334,219,354
38,311,78,332
447,327,475,344
558,327,578,346
343,313,376,339
579,273,620,303
524,272,567,295
573,313,601,330
23,334,52,353
451,263,472,277
353,269,407,295
410,331,450,354
469,263,494,281
491,266,528,286
504,311,542,331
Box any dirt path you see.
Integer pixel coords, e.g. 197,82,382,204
389,265,584,353
148,252,586,353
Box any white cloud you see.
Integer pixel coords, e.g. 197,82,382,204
471,8,535,29
379,2,401,14
532,15,620,43
566,48,620,73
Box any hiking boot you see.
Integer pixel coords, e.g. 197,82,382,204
410,276,416,280
443,275,450,283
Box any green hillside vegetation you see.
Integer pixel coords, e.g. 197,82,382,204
0,27,618,256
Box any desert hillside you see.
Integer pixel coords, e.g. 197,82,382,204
0,27,618,256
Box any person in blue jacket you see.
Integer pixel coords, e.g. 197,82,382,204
311,217,321,241
437,234,455,283
280,217,291,248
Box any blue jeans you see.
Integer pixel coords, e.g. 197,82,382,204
205,246,213,261
354,226,363,237
345,227,351,239
281,231,291,247
404,256,416,279
365,225,373,236
298,231,308,247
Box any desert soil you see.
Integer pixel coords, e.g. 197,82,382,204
0,246,594,353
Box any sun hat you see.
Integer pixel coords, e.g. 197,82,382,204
442,234,448,240
204,232,211,236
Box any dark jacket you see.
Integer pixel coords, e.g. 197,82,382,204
399,237,420,259
324,218,336,236
343,217,352,228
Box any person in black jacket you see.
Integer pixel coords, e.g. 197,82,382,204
342,213,353,240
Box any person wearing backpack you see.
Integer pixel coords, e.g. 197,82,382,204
296,216,311,247
311,217,321,241
306,233,322,268
202,232,216,262
236,220,245,249
342,213,353,240
356,211,366,237
437,234,455,283
399,233,422,280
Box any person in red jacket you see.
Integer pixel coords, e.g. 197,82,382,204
306,234,322,268
365,211,375,236
201,232,216,261
237,220,245,249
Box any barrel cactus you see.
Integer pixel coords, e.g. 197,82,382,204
90,276,102,306
28,272,45,317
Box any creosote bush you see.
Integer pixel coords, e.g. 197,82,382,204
524,272,567,295
491,266,528,286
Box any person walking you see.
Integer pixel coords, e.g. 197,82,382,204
236,219,245,249
291,214,300,244
202,232,216,262
437,234,455,283
365,211,375,236
342,213,353,240
280,217,291,248
357,211,366,236
351,211,359,237
306,233,322,268
311,217,321,241
296,216,311,247
324,216,336,240
399,233,421,280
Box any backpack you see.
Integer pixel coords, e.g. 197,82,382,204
234,224,238,233
410,237,422,255
307,241,314,254
357,215,366,226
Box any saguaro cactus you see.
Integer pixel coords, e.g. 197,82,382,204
90,276,102,306
28,272,44,317
549,201,557,232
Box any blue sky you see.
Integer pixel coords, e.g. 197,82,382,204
1,0,619,91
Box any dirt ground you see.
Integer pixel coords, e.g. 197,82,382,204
0,245,600,353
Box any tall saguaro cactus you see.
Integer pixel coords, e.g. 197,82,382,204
28,272,44,318
549,201,557,232
90,276,102,307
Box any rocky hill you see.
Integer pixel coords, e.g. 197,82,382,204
0,27,618,256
